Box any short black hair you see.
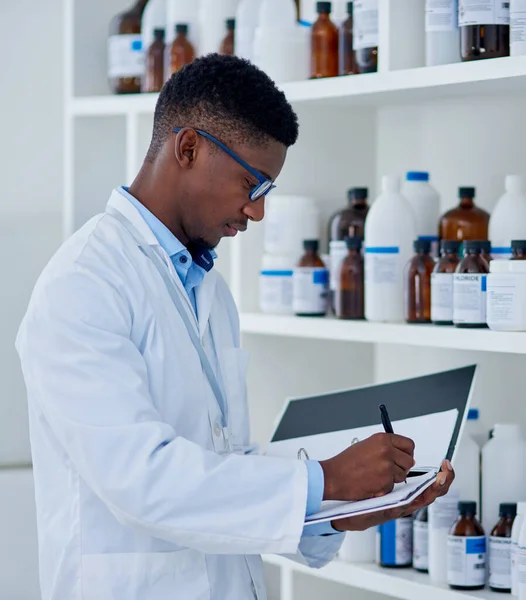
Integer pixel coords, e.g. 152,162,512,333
146,54,299,163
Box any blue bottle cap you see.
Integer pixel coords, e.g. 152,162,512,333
467,408,479,421
406,171,430,182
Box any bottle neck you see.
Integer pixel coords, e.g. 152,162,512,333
134,0,149,12
460,197,474,208
442,251,458,259
350,198,367,208
460,513,476,521
317,11,331,21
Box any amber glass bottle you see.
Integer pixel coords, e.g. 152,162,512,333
405,240,435,324
311,2,339,79
143,28,165,93
439,187,490,245
480,240,492,265
461,26,510,61
170,24,195,75
453,242,490,329
329,188,369,243
108,0,149,94
341,2,357,75
511,240,526,260
220,19,236,55
431,240,461,326
336,237,364,320
489,503,517,593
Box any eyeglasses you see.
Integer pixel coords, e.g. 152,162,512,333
173,127,276,202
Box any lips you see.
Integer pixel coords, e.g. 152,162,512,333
225,223,248,237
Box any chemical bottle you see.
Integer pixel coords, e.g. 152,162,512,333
431,240,461,325
377,517,413,568
481,240,492,265
235,0,261,61
329,240,348,312
108,0,150,94
401,172,440,258
365,176,417,323
439,187,490,246
489,503,517,593
169,24,195,75
329,188,369,243
336,237,364,320
143,29,166,92
166,0,200,51
413,507,429,573
490,176,526,260
220,19,236,55
511,1,526,56
512,502,526,596
141,0,166,61
512,241,526,261
353,0,379,73
259,254,294,315
404,240,435,324
453,409,482,506
517,513,526,600
199,0,240,55
341,2,357,74
453,241,489,328
293,240,329,316
429,489,461,584
447,501,486,590
482,424,526,535
311,2,340,78
425,0,461,66
460,1,510,61
340,529,376,563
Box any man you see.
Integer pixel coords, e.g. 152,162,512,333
17,55,454,600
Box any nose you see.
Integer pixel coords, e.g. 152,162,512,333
243,196,266,223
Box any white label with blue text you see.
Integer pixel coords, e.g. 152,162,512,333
431,273,454,322
365,247,400,286
489,536,512,590
459,0,510,27
426,0,459,32
108,34,145,78
260,271,293,313
293,268,329,314
353,0,379,50
453,274,487,324
447,536,487,587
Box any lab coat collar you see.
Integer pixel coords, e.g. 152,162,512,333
107,189,160,248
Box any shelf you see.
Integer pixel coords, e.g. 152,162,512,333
264,556,494,600
239,313,526,355
68,56,526,117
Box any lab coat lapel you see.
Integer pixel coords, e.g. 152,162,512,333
196,273,217,340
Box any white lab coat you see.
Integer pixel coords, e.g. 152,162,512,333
16,190,343,600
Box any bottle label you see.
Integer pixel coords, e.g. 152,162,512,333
458,0,510,27
492,246,513,260
431,273,455,322
453,274,487,325
511,0,526,56
516,544,526,592
512,540,520,594
330,242,349,293
365,247,400,286
353,0,379,50
259,271,293,313
378,519,413,566
426,0,459,32
487,276,518,326
489,536,512,590
108,35,145,78
413,521,429,570
430,494,459,530
447,535,487,587
292,268,329,314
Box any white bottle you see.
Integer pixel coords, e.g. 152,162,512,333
490,176,526,260
428,489,461,584
259,254,294,315
512,502,526,596
511,0,526,56
235,0,262,61
518,512,526,599
482,424,526,535
142,0,167,57
166,0,200,49
452,410,481,505
401,171,440,258
364,176,417,322
339,529,376,563
425,0,461,66
199,0,240,55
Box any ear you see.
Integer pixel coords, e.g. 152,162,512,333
174,128,200,169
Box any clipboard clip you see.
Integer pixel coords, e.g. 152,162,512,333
297,448,310,460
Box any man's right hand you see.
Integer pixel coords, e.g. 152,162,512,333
319,433,415,502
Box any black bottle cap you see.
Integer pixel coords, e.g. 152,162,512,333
345,236,363,250
414,239,431,253
499,503,517,518
304,240,320,252
317,1,332,13
459,187,476,198
347,1,353,14
226,18,236,30
458,501,477,516
349,187,368,201
512,240,526,252
480,240,492,254
440,240,461,253
176,23,189,35
154,28,166,39
463,240,484,253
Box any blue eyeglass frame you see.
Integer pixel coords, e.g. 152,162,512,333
173,127,276,202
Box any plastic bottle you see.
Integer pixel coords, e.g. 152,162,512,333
143,28,166,92
453,241,490,329
453,409,482,506
220,19,236,55
425,0,461,66
439,187,490,246
169,24,195,75
431,240,461,326
340,529,376,563
336,237,364,319
329,188,369,243
341,2,357,74
405,239,435,324
482,424,526,536
311,2,340,78
512,502,526,596
353,0,379,73
199,0,240,56
235,0,261,61
401,172,440,258
511,0,526,56
429,489,461,584
377,517,413,568
166,0,200,51
490,503,517,593
490,176,526,260
512,241,526,261
293,240,329,316
413,507,429,573
460,1,510,61
447,501,486,590
365,176,417,323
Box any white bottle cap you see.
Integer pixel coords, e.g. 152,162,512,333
382,175,400,193
505,175,523,194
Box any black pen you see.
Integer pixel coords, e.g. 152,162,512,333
379,404,407,483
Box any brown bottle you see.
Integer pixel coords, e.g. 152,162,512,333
453,241,490,329
431,240,461,326
439,187,490,245
480,240,492,265
329,188,369,243
341,2,357,75
461,25,510,61
489,503,517,593
353,0,379,73
336,237,364,319
405,240,435,324
108,0,150,94
293,240,329,317
143,29,166,93
511,240,526,260
311,1,340,79
220,19,236,55
448,501,486,591
170,24,195,75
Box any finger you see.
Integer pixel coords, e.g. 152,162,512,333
390,434,415,456
393,464,409,484
392,447,415,473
